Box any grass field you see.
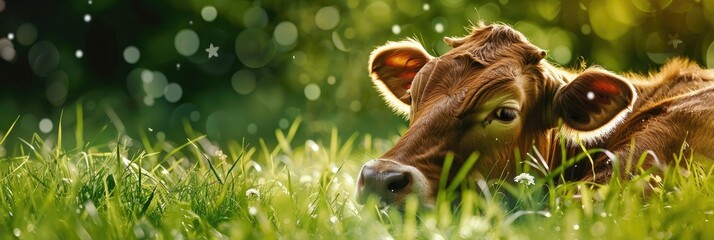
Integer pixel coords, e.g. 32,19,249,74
1,116,714,239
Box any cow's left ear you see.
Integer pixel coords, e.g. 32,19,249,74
368,40,434,116
553,68,638,143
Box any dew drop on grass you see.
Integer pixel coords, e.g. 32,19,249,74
12,228,20,237
573,224,580,230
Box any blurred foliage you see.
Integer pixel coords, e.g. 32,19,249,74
1,0,714,149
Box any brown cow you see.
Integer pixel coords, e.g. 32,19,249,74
355,22,714,208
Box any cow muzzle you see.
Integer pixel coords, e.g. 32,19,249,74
355,159,431,207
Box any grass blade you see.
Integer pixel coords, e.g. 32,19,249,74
140,186,157,217
0,115,20,146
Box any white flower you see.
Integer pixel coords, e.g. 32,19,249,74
245,188,260,198
213,150,227,161
514,173,535,186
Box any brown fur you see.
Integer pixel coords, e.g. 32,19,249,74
362,22,714,205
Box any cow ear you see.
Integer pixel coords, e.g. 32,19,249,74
368,40,433,116
553,69,638,143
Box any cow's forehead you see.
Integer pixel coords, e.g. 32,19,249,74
443,24,538,65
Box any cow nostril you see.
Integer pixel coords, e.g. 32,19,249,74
387,174,410,193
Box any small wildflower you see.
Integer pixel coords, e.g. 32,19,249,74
213,150,227,161
514,173,535,186
245,188,260,198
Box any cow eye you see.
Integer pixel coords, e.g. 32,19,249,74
494,107,517,122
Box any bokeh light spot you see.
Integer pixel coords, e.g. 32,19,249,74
123,46,140,64
315,6,340,30
143,96,155,106
143,71,168,98
423,3,430,11
392,25,401,34
279,118,289,129
581,24,591,35
365,2,391,24
705,41,714,68
201,6,218,22
46,71,69,106
141,69,153,83
304,83,321,101
274,21,298,46
164,83,183,103
478,3,502,21
435,23,444,33
350,100,362,112
552,46,572,64
84,14,92,23
588,1,631,40
243,5,268,28
327,76,336,85
174,29,200,56
16,23,37,46
344,28,356,39
231,70,257,95
28,41,60,77
7,33,13,40
235,28,275,68
332,31,349,52
247,123,258,134
39,118,53,133
190,111,200,122
75,49,83,58
0,38,15,62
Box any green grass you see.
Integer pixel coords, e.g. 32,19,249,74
1,116,714,239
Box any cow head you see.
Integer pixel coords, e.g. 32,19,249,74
355,23,637,208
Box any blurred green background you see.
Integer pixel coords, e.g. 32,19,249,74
1,0,713,151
